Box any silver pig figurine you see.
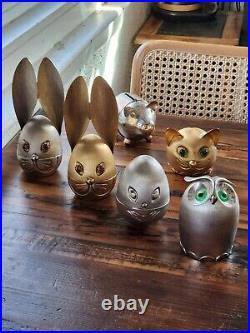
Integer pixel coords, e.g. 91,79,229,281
116,93,157,145
179,176,240,261
116,155,170,223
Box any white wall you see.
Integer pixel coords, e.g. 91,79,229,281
102,2,150,94
2,2,150,146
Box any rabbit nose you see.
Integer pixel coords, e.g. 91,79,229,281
189,160,197,166
141,202,148,208
31,153,39,161
86,177,94,185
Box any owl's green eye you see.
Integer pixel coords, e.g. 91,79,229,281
177,146,188,158
218,190,229,202
195,189,208,202
199,146,209,158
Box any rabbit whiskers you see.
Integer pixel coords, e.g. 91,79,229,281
18,155,62,174
69,175,116,198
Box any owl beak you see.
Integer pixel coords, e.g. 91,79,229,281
210,195,217,205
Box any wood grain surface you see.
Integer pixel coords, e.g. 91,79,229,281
2,115,248,330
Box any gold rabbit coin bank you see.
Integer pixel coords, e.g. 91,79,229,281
179,176,239,261
64,76,118,200
116,93,157,145
116,155,170,223
12,58,64,176
165,127,220,176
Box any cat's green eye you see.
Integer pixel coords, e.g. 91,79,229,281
218,190,229,202
195,189,208,202
199,146,209,158
177,146,188,158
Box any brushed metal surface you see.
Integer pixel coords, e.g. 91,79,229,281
116,155,170,223
179,176,239,261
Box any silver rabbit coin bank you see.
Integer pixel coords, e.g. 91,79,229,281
179,176,239,261
12,58,64,176
116,93,157,145
116,155,170,223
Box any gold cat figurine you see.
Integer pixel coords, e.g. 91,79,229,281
165,127,220,176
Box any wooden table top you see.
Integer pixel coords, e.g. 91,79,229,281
2,115,248,330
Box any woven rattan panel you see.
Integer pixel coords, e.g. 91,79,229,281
140,49,248,123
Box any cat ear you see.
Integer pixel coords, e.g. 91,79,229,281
146,101,158,111
165,128,183,146
202,128,220,146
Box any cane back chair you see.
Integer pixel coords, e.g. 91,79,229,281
130,41,248,124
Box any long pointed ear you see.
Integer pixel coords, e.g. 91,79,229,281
90,76,118,152
37,58,64,134
202,128,220,145
12,58,37,129
64,76,90,150
165,128,183,146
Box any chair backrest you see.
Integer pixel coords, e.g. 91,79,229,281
130,41,248,124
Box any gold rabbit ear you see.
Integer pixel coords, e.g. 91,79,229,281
37,58,64,134
64,76,90,150
90,76,118,152
12,58,37,129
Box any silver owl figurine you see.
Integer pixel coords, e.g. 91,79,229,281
116,93,157,145
116,155,170,223
179,176,240,261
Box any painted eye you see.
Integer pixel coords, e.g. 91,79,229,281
151,187,160,200
177,146,188,158
75,161,84,175
218,190,229,202
128,186,138,202
96,162,105,176
195,189,208,202
40,140,50,153
199,146,209,158
22,140,30,152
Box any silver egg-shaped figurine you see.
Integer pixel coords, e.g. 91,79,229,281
116,155,170,223
179,176,240,261
116,93,157,145
12,57,64,177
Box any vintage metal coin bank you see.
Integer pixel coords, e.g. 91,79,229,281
12,58,64,176
179,176,239,261
64,76,118,200
116,155,170,223
116,93,157,144
165,127,220,176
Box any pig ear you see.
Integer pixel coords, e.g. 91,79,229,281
202,128,220,146
165,128,183,146
147,101,158,111
12,58,37,129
